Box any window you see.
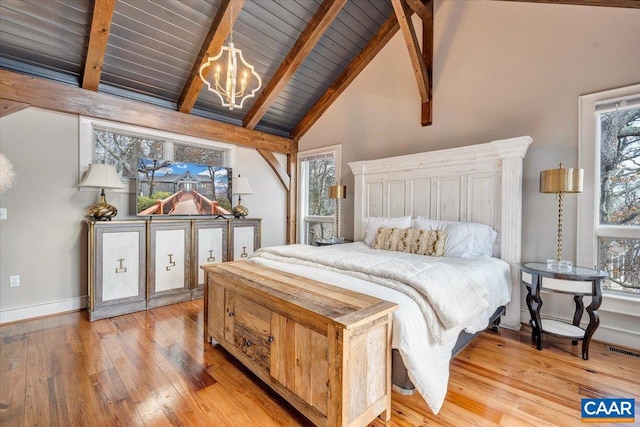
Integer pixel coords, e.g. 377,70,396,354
297,145,340,244
79,117,235,191
578,85,640,298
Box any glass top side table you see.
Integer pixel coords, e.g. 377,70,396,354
520,262,608,360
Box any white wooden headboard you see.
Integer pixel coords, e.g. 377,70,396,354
348,136,532,330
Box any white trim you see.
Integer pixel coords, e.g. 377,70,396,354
575,84,640,348
577,84,640,268
296,144,342,244
0,296,87,324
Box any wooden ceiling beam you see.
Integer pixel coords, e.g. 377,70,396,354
177,0,244,113
391,0,430,103
0,99,30,117
494,0,640,8
405,0,433,21
82,0,116,91
291,13,402,140
243,0,346,130
421,1,433,126
0,69,294,154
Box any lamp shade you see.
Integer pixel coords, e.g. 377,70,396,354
234,177,253,195
329,184,346,199
540,163,583,193
79,164,124,189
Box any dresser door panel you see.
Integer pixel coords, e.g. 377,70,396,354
230,219,261,261
89,222,146,321
154,229,187,292
196,226,225,285
148,222,191,306
101,232,140,301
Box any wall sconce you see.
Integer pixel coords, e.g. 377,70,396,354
79,164,125,221
329,183,347,240
233,175,253,218
540,162,583,270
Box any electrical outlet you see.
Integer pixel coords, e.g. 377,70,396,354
10,275,20,287
0,208,6,220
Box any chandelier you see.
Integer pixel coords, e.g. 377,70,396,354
199,8,261,110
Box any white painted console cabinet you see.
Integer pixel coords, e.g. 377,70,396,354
86,218,261,321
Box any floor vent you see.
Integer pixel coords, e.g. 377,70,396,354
606,345,640,358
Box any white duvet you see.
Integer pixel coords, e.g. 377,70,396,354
248,242,511,414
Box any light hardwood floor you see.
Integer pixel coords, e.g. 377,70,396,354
1,300,638,426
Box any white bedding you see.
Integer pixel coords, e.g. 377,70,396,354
248,242,511,414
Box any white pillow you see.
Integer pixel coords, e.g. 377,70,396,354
412,217,497,258
363,216,412,246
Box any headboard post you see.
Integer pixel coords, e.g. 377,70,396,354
348,136,532,330
492,137,532,329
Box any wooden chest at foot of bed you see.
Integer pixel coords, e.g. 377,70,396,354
203,261,398,427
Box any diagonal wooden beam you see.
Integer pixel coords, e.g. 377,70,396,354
291,13,402,140
495,0,640,8
421,0,433,126
0,99,30,117
0,69,294,153
257,148,290,191
405,0,433,21
82,0,116,91
178,0,244,113
243,0,346,130
391,0,429,103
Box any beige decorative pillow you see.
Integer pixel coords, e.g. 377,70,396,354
407,228,447,256
372,227,412,251
372,227,446,257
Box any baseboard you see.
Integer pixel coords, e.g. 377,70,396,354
0,296,87,324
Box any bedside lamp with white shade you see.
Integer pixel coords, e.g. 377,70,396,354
79,164,125,221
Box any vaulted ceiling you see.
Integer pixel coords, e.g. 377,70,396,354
0,0,399,140
0,0,638,146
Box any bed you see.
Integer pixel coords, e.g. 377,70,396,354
252,136,531,414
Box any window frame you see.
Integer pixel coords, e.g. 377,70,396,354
577,84,640,302
79,116,236,193
296,144,341,245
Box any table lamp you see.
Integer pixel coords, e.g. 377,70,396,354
539,162,583,270
233,175,253,218
79,164,125,221
329,183,347,241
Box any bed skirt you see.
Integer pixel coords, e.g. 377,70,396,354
392,305,506,394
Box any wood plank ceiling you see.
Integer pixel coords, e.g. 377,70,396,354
1,0,637,148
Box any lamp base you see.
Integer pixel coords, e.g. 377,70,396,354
232,203,249,219
546,259,573,272
87,190,118,221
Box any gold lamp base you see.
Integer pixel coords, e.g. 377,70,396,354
232,203,249,219
88,189,118,221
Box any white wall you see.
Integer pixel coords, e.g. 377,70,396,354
300,1,640,348
0,108,286,322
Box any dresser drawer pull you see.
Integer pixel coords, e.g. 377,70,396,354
115,258,127,274
228,312,234,317
165,253,176,271
268,335,274,343
245,340,252,347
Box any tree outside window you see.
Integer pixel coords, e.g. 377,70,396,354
597,106,640,293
